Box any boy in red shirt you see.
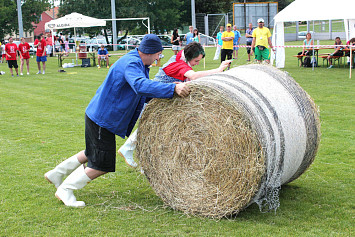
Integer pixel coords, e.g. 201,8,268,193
5,37,19,77
34,34,47,74
18,37,31,75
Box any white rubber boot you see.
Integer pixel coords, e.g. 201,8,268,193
55,165,91,207
44,155,81,188
118,129,138,168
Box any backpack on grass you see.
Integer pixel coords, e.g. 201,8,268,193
303,56,311,67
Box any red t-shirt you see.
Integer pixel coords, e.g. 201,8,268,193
18,42,30,59
5,43,18,61
35,39,46,56
46,37,53,46
163,51,193,81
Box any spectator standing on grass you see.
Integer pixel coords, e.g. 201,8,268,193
245,23,254,61
221,23,234,63
34,34,47,74
64,38,70,56
97,44,110,69
327,37,344,69
45,34,53,57
213,26,224,61
193,28,201,43
251,18,274,64
0,41,2,63
58,35,64,52
232,25,241,60
5,37,19,77
184,26,194,45
18,37,30,75
44,34,191,208
171,28,181,55
60,33,65,48
1,41,6,63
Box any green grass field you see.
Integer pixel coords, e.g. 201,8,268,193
0,43,354,236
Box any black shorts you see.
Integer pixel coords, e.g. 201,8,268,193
221,49,233,63
333,51,344,57
84,114,116,172
246,41,252,54
7,60,18,69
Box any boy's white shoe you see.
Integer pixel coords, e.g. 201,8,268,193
118,129,138,168
55,165,91,207
44,155,81,188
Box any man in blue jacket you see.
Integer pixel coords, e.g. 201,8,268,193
44,34,191,207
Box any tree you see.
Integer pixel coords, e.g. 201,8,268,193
0,0,17,40
58,0,111,37
0,0,50,40
58,0,187,37
145,0,186,34
195,0,231,14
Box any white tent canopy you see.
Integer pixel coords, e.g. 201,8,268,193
45,12,106,65
45,12,106,31
272,0,355,68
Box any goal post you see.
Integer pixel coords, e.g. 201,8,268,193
102,17,150,51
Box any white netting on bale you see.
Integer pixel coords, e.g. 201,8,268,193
136,64,321,218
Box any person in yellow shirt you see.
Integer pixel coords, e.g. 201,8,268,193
221,23,234,63
251,18,274,63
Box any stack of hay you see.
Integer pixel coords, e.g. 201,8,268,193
137,64,321,218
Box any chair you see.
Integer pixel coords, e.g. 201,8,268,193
99,55,107,66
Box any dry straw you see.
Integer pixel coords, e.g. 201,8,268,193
136,64,320,219
137,86,266,218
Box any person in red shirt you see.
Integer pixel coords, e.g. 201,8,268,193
155,42,231,82
5,37,19,77
45,33,53,57
34,34,47,74
18,37,30,75
118,42,232,168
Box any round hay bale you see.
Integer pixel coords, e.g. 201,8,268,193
136,64,321,218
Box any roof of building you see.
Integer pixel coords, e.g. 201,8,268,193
44,7,59,20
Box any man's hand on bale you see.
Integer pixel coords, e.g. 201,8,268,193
174,83,191,97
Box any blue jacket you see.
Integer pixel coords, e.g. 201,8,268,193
86,49,175,138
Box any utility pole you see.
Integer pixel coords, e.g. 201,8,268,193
111,0,117,51
17,0,24,39
191,0,196,29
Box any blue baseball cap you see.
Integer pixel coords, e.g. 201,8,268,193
138,34,164,54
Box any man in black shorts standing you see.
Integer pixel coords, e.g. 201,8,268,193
245,23,254,61
5,37,19,77
44,34,191,207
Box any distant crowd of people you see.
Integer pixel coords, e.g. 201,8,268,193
2,23,354,77
0,32,78,76
0,34,48,76
214,18,274,64
170,18,275,65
